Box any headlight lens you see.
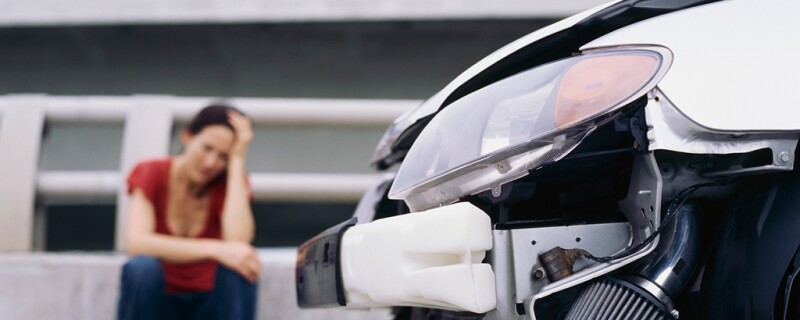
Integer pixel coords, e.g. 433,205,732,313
555,54,659,127
388,46,672,211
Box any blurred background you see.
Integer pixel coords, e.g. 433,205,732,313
0,0,607,318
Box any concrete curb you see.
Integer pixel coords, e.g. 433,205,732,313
0,249,391,320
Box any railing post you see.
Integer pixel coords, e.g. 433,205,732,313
115,95,174,251
0,95,46,252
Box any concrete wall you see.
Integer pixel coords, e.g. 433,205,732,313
0,20,554,99
0,249,391,320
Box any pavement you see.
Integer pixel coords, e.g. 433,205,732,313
0,248,391,320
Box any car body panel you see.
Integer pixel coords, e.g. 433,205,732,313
584,0,800,131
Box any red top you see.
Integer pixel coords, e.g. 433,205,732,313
127,157,229,293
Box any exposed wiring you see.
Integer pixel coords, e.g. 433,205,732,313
579,181,720,263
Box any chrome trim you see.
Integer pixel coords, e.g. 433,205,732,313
636,202,700,299
627,275,675,313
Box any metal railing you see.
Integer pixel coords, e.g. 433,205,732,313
0,94,417,251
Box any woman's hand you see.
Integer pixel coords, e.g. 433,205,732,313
222,110,256,243
228,111,253,160
214,241,261,283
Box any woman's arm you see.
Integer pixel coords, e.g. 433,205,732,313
221,111,256,243
126,189,260,281
126,189,220,262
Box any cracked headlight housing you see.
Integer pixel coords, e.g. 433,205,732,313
388,46,673,211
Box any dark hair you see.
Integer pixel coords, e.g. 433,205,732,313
185,103,243,135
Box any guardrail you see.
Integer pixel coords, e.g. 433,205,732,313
0,94,417,252
35,96,415,126
37,171,382,202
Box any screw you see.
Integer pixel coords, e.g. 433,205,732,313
671,309,680,319
492,185,502,197
779,151,791,164
532,268,545,280
531,240,537,246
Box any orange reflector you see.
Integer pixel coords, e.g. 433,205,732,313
554,55,659,127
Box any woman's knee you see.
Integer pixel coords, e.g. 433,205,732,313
121,256,163,286
118,257,167,320
214,266,258,320
215,265,258,292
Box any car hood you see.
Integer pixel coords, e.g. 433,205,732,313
584,0,800,131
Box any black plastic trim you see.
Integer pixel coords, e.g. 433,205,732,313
295,217,358,308
696,161,800,318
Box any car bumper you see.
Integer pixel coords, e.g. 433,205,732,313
296,202,496,313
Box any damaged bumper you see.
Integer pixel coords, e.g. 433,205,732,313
296,202,496,313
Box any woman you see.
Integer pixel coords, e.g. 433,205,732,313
118,104,259,320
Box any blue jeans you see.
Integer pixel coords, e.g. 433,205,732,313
117,256,257,320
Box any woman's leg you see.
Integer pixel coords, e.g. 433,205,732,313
117,256,172,320
211,265,258,320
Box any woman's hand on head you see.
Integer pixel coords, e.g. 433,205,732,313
214,241,261,283
228,111,253,160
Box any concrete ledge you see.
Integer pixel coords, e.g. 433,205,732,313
0,249,391,320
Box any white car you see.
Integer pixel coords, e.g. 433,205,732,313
297,0,800,319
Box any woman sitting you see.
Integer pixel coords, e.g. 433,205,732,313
118,104,259,320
